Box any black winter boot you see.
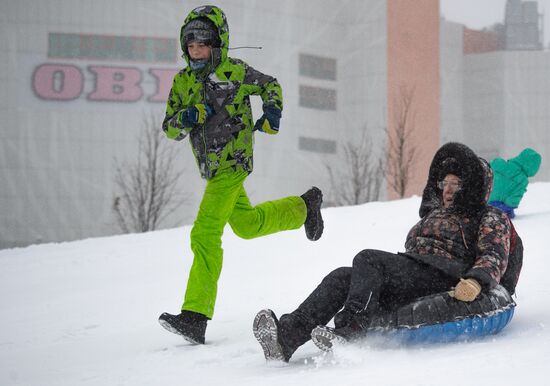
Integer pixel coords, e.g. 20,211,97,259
253,309,295,363
311,320,364,352
158,310,208,344
333,308,356,329
311,325,347,352
301,187,324,241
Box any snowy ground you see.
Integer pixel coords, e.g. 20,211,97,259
1,183,549,386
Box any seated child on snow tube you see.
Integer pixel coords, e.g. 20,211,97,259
252,142,515,362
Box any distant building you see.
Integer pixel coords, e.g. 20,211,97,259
505,0,543,50
441,0,550,177
462,0,544,54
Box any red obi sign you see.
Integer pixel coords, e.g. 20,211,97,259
32,64,178,103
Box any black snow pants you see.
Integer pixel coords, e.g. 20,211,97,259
278,249,457,352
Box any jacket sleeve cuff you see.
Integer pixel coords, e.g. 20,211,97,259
464,268,497,290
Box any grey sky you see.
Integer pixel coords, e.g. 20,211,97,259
441,0,550,47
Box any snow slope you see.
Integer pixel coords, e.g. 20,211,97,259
1,183,549,386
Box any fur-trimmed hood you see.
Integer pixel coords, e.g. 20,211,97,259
180,5,230,70
419,142,493,218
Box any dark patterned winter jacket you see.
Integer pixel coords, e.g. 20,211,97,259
162,6,283,180
402,143,511,289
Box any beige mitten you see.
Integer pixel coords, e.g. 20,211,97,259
453,278,481,302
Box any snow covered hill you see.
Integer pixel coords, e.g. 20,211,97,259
1,183,549,386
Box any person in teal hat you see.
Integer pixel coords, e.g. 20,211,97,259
488,148,542,218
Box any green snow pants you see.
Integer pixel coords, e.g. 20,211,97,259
182,170,307,319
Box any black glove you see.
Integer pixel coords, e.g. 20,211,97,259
254,105,281,134
179,103,213,127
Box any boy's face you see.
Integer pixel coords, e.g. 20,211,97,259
187,42,212,60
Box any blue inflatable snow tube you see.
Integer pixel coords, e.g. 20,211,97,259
365,285,515,344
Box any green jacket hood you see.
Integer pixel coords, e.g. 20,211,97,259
180,5,229,68
510,148,542,177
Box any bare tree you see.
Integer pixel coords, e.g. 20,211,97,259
113,112,186,233
386,84,417,198
326,130,385,206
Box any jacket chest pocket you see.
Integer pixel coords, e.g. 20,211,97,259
205,80,238,112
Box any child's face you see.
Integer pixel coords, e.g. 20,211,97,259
187,42,212,60
439,174,462,208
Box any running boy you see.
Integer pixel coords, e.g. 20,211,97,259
158,5,324,344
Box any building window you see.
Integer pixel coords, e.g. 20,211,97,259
48,33,178,63
299,85,337,110
299,136,337,154
299,54,337,80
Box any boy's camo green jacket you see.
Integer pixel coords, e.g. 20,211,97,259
162,5,283,180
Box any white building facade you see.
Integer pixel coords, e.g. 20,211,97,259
2,0,548,249
1,0,388,248
440,16,550,180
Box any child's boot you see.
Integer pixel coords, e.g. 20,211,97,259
158,310,208,344
301,187,324,241
253,309,296,363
